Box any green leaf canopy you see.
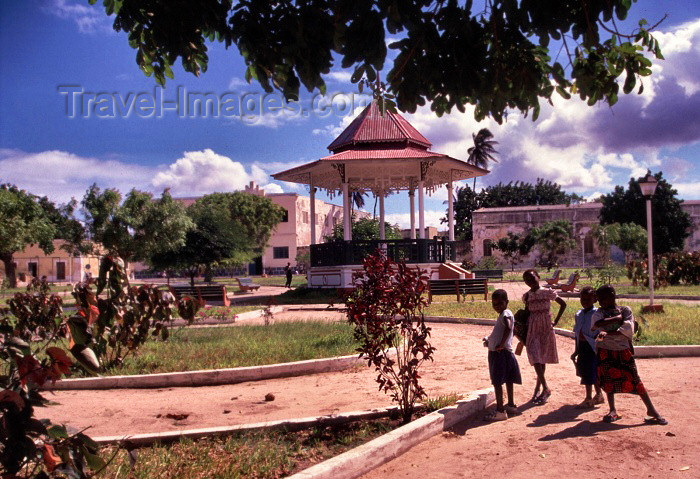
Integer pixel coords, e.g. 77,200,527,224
91,0,665,123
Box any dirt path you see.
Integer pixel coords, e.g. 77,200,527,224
42,316,698,479
42,321,494,437
363,353,700,478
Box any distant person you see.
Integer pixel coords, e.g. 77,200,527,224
571,286,604,408
482,289,521,421
522,269,566,405
592,285,666,424
284,262,293,288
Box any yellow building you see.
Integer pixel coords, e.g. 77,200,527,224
2,240,101,284
172,182,366,275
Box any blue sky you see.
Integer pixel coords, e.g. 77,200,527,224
1,0,699,229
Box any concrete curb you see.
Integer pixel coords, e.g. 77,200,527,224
44,354,364,390
634,345,700,358
557,291,700,301
425,316,575,339
185,305,283,327
288,388,495,479
425,316,700,358
93,406,400,447
424,316,496,327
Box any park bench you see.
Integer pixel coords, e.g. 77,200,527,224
548,273,580,293
427,278,489,303
235,277,261,293
170,284,230,306
471,269,504,280
545,269,562,285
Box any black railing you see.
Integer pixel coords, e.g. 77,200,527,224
310,238,456,267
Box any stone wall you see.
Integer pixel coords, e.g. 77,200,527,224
471,201,700,268
683,201,700,252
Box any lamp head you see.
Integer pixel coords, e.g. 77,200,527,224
639,170,658,198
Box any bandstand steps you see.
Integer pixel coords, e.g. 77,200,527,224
438,262,473,279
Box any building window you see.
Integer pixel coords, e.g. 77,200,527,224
280,209,288,222
28,262,38,277
584,235,594,254
302,211,309,224
483,239,493,257
273,247,289,259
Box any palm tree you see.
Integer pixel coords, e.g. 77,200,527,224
467,128,499,191
350,190,368,214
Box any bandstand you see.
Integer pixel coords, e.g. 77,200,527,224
272,101,488,288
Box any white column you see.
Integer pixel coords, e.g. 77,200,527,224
379,192,386,240
309,182,316,245
409,188,416,240
418,180,425,239
342,181,351,241
447,181,454,241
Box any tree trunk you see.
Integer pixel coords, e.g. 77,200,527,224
1,253,17,288
204,264,213,283
189,271,196,288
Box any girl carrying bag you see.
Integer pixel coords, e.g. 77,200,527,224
513,292,529,355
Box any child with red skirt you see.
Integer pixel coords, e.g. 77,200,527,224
592,285,667,424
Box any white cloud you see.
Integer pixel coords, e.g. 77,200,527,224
312,105,368,138
0,149,156,203
0,148,301,205
326,71,353,83
228,77,253,90
151,149,283,196
675,182,700,198
262,183,284,194
385,210,446,229
243,111,308,129
654,19,700,95
45,0,113,34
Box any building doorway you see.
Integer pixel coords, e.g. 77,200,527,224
56,262,66,281
248,256,263,276
28,262,38,278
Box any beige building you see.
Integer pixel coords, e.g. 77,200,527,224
243,182,350,273
1,240,101,284
174,183,363,274
472,200,700,267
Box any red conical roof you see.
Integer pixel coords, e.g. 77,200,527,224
327,100,432,152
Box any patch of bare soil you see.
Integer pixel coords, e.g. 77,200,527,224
362,343,700,478
41,318,699,478
42,321,490,437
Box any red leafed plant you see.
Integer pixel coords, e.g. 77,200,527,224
1,258,201,477
345,250,436,423
1,279,106,478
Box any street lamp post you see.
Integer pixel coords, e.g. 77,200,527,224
638,171,663,313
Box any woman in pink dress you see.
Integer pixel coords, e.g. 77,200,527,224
523,269,567,404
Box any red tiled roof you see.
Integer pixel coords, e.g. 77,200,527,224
321,147,447,161
327,101,432,152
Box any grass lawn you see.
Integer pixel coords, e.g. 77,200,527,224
96,320,358,376
425,299,700,345
232,286,345,307
214,275,308,290
194,305,265,321
101,419,397,479
502,268,700,297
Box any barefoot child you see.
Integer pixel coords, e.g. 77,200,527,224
522,269,566,405
483,289,522,421
571,286,604,408
592,285,667,424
